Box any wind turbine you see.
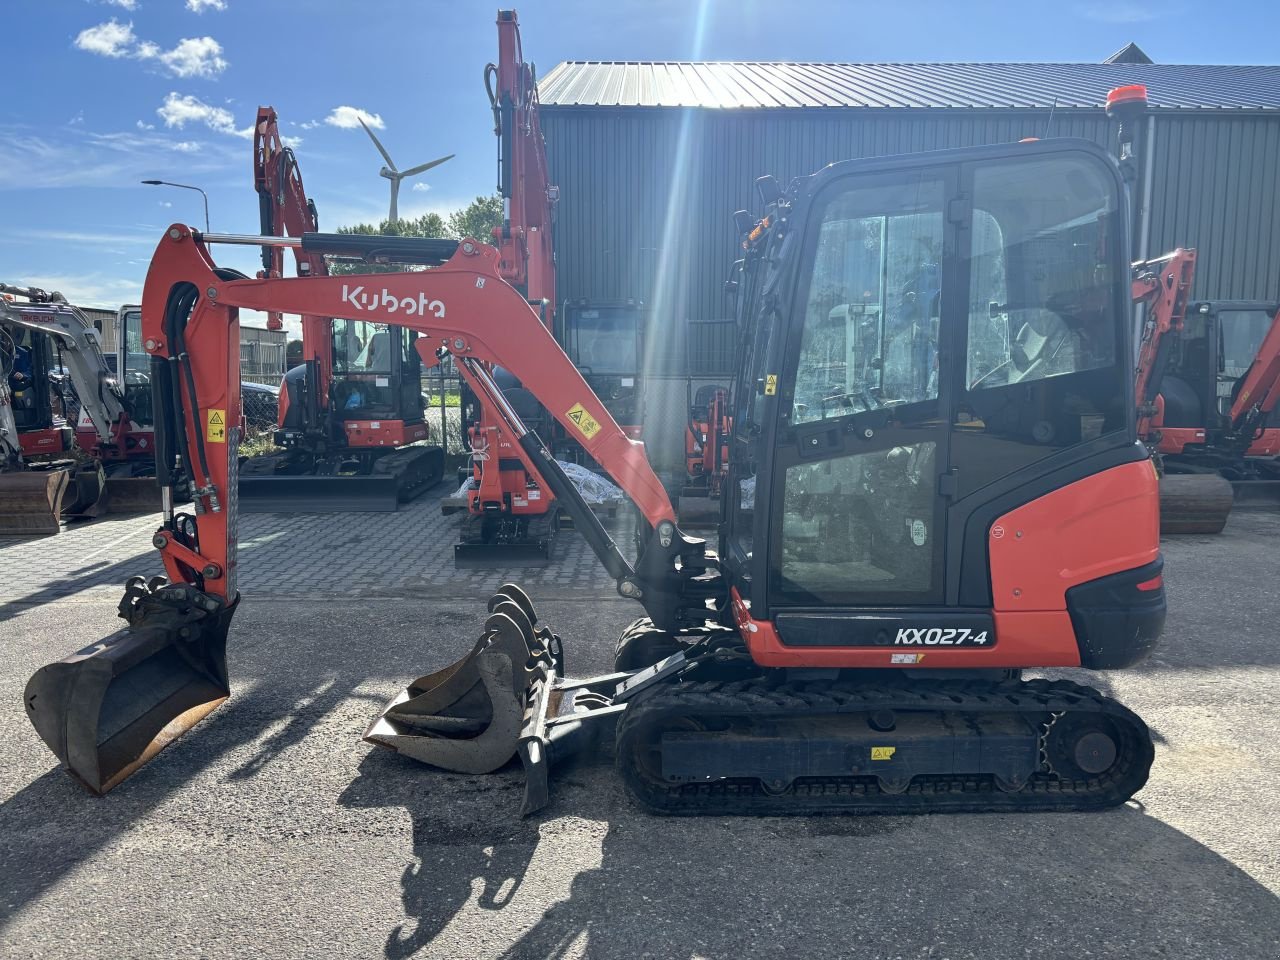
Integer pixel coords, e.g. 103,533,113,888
357,117,454,223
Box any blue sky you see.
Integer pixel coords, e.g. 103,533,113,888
2,0,1276,314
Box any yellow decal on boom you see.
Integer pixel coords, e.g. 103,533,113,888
206,409,227,443
566,403,601,440
871,747,896,761
764,374,778,396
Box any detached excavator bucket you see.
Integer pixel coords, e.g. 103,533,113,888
364,585,553,774
24,576,236,793
365,584,622,814
0,469,69,536
61,464,107,519
1159,473,1235,534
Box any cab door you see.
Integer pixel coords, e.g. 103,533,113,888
764,166,958,609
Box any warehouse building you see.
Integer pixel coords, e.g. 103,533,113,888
538,46,1280,466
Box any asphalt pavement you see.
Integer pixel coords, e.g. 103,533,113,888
0,496,1277,959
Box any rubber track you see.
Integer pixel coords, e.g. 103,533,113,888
616,677,1154,816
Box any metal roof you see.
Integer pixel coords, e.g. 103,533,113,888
537,61,1280,111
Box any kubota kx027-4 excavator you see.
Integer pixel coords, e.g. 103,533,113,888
0,286,157,534
237,106,445,512
24,133,1165,815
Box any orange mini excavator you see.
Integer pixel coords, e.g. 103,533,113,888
24,119,1165,815
22,9,1167,815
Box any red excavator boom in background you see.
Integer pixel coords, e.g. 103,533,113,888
237,107,444,512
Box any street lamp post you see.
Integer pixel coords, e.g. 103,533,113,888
141,179,210,233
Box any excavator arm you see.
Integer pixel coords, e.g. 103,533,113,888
1225,304,1280,440
22,223,714,795
1131,249,1197,443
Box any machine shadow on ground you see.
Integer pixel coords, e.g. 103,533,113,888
0,675,362,932
339,750,1280,960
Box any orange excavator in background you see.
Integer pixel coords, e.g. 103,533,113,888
237,107,445,512
24,65,1166,821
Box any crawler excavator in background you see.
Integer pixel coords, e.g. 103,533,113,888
0,286,158,534
1134,258,1280,530
237,106,444,512
24,126,1165,816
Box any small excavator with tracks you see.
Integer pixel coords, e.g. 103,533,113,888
23,120,1165,814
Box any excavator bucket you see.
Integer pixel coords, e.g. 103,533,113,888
61,464,107,519
102,475,163,514
0,469,69,536
1159,473,1235,534
364,584,623,814
24,576,236,793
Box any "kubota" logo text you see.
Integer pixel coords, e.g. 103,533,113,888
341,284,445,318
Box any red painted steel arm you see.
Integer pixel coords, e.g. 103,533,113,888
488,9,556,309
253,106,333,394
1132,249,1196,441
141,227,674,591
1228,305,1280,429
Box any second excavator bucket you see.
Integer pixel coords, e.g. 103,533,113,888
0,469,69,536
365,584,623,814
364,585,556,774
24,576,236,793
102,475,163,515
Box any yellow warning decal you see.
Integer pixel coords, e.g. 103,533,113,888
565,402,601,440
764,374,778,396
206,409,227,443
871,747,896,761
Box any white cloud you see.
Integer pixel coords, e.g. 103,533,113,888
299,120,320,130
156,92,252,139
73,19,227,78
186,0,227,11
158,200,172,208
74,19,136,57
147,36,227,78
411,182,431,192
103,0,138,9
323,106,384,130
135,119,155,130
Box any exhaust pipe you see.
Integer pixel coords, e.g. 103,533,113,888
24,576,236,793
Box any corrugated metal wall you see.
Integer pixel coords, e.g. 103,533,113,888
1147,114,1280,301
542,106,1279,466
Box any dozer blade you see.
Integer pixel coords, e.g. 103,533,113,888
0,469,69,536
23,576,236,793
1159,473,1235,534
102,475,163,515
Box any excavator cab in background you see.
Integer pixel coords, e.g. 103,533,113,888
556,299,645,449
1157,299,1280,502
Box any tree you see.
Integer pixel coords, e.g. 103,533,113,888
328,213,448,275
447,195,503,246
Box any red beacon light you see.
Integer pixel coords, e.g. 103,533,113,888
1106,84,1149,123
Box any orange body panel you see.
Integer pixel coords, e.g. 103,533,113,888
988,459,1159,611
740,460,1160,669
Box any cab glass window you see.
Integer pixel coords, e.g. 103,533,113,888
791,175,944,424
